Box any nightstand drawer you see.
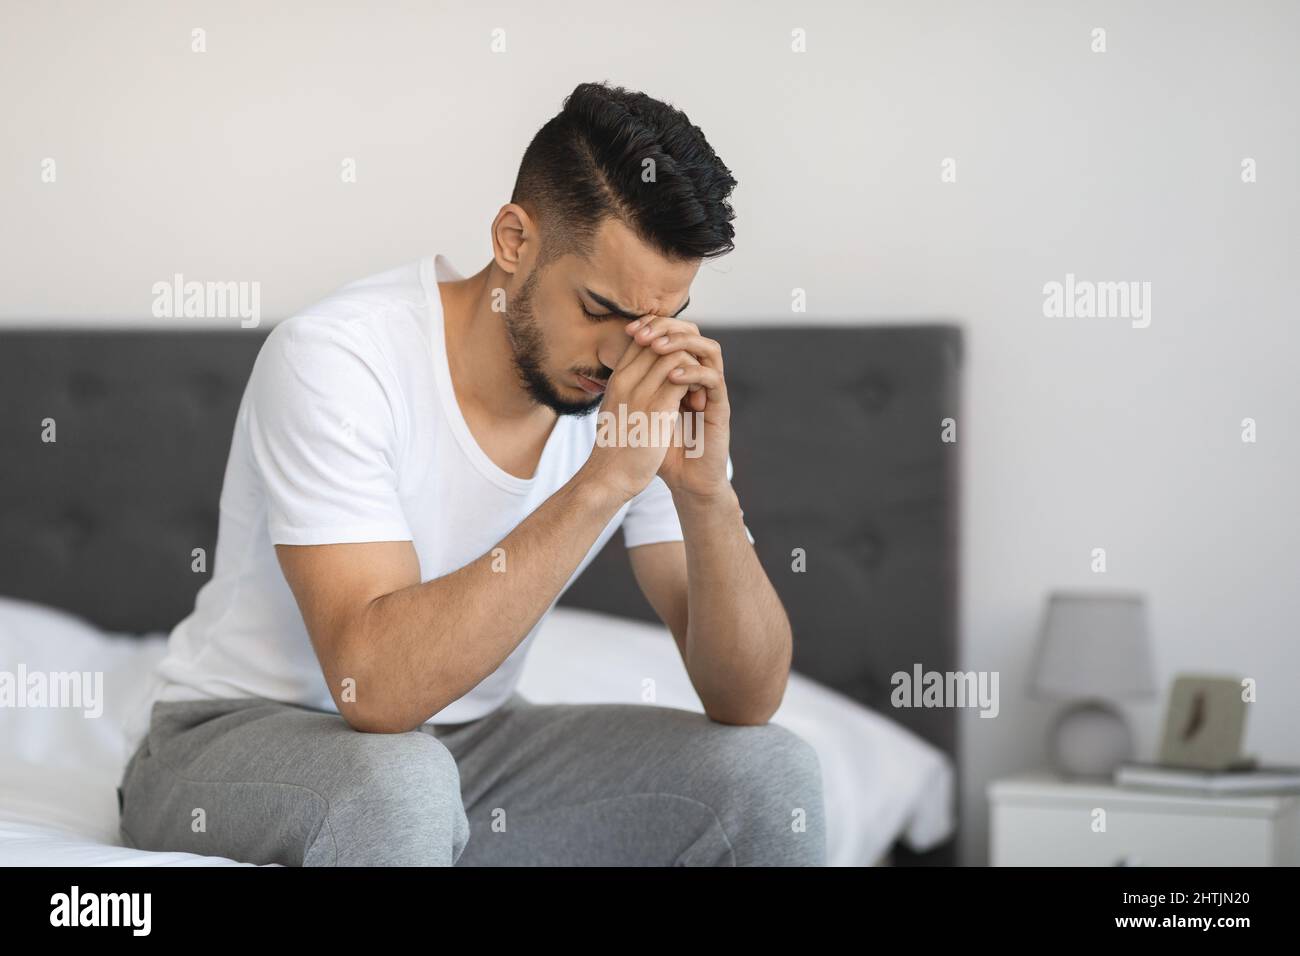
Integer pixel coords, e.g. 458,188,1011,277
989,773,1300,866
992,803,1277,866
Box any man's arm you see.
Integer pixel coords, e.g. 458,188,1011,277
622,313,792,726
629,495,792,727
277,464,629,734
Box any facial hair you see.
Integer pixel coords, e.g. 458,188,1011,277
503,267,604,417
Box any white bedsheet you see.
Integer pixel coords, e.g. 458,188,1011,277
0,597,954,866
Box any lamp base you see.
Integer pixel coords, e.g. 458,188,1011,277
1048,699,1134,780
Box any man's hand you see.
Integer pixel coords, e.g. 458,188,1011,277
623,315,731,500
582,318,699,502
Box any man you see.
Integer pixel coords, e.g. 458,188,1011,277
118,81,826,866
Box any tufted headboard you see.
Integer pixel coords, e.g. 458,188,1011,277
0,324,962,862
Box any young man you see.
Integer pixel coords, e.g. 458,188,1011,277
118,81,826,866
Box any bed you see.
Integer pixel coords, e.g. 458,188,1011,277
0,323,963,866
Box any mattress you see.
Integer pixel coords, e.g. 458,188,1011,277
0,597,954,866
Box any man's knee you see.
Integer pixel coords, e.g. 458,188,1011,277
692,721,827,866
309,730,469,866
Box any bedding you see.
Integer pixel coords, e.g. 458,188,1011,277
0,596,954,866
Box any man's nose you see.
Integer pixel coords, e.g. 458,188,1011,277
598,324,637,371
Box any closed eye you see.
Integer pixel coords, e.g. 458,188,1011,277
580,292,691,321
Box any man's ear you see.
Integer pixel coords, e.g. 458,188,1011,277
491,203,534,277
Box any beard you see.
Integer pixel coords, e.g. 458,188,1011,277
503,267,605,417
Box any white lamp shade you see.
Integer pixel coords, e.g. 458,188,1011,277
1030,592,1156,700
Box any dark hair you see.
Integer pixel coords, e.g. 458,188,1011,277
510,82,738,265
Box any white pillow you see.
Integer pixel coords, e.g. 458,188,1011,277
0,596,167,772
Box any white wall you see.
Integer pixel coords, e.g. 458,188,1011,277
3,1,1297,864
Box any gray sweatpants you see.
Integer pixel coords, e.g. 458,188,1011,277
117,691,827,866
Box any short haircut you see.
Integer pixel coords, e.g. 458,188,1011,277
510,81,738,266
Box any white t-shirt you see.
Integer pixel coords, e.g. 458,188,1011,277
124,254,693,752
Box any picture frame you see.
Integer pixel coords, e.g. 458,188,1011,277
1157,674,1250,771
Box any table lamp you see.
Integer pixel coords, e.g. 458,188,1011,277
1029,591,1157,779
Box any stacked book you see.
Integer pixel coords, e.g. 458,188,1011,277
1115,762,1300,796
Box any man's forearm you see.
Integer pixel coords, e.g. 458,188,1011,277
346,463,629,732
674,487,792,725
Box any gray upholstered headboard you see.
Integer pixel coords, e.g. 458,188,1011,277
0,324,962,861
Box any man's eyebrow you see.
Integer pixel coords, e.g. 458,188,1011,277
584,288,691,320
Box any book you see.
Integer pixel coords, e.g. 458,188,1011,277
1115,761,1300,796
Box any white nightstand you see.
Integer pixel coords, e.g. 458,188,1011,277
988,772,1300,866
